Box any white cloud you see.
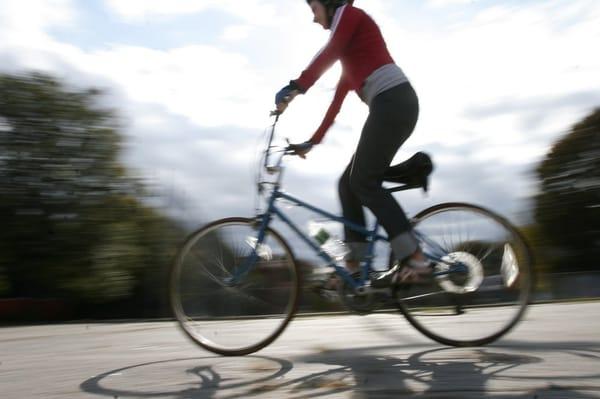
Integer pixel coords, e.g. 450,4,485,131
1,0,599,225
427,0,478,7
83,44,272,127
103,0,279,25
0,0,75,45
221,25,253,42
370,1,600,155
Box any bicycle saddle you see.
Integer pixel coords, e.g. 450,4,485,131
383,152,434,192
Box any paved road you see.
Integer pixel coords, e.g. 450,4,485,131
1,302,600,398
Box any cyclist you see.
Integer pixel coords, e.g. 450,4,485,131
275,0,430,289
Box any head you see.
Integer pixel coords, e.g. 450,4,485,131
306,0,353,30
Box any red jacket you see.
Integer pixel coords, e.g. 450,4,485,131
294,5,395,144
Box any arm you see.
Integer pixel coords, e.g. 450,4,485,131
309,75,351,144
294,6,362,92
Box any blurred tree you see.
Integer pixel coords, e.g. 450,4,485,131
0,73,183,315
534,108,600,272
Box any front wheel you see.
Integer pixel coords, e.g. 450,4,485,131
170,217,299,356
394,203,534,347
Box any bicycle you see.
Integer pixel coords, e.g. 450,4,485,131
169,111,534,356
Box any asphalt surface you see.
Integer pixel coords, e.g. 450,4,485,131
1,301,600,398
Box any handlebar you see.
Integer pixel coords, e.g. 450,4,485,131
262,116,302,174
264,88,306,171
271,90,299,117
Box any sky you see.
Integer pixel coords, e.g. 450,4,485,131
1,0,599,249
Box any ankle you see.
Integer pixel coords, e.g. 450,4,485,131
345,260,359,273
410,248,426,262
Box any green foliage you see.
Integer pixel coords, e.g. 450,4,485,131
534,108,600,272
0,72,184,312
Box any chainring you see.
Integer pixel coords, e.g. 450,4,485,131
338,275,387,315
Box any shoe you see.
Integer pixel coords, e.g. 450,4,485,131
312,271,342,301
313,271,339,292
370,257,433,288
313,269,363,298
370,265,400,288
394,257,433,284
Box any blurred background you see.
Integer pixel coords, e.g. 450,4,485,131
0,0,599,322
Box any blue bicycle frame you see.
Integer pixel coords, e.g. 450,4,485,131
231,115,462,289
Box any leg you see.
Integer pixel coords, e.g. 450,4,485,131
338,159,369,270
349,83,420,261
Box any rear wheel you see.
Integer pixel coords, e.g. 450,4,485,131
170,217,299,356
394,203,533,346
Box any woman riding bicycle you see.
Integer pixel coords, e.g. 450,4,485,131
275,0,429,289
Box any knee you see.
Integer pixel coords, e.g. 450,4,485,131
338,171,352,199
348,174,376,203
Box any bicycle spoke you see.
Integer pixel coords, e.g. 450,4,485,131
170,218,298,355
395,203,532,346
188,251,230,286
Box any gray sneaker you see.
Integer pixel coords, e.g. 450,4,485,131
371,258,433,288
313,271,339,293
370,264,401,288
396,257,434,284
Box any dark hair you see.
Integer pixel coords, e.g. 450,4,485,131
306,0,354,28
306,0,354,9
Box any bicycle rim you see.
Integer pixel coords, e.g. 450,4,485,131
394,203,533,346
170,217,299,356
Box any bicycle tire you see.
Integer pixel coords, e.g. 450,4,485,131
170,217,300,356
394,202,534,347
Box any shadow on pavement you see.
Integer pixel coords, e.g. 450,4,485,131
293,344,600,398
80,355,293,398
80,342,600,398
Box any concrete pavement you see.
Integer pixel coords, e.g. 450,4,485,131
1,302,599,398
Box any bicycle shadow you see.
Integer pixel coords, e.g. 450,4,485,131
292,342,600,398
79,355,293,399
79,341,600,398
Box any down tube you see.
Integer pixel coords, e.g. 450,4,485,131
271,205,358,289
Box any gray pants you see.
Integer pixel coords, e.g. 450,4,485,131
338,82,420,261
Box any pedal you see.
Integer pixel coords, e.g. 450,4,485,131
311,278,341,302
